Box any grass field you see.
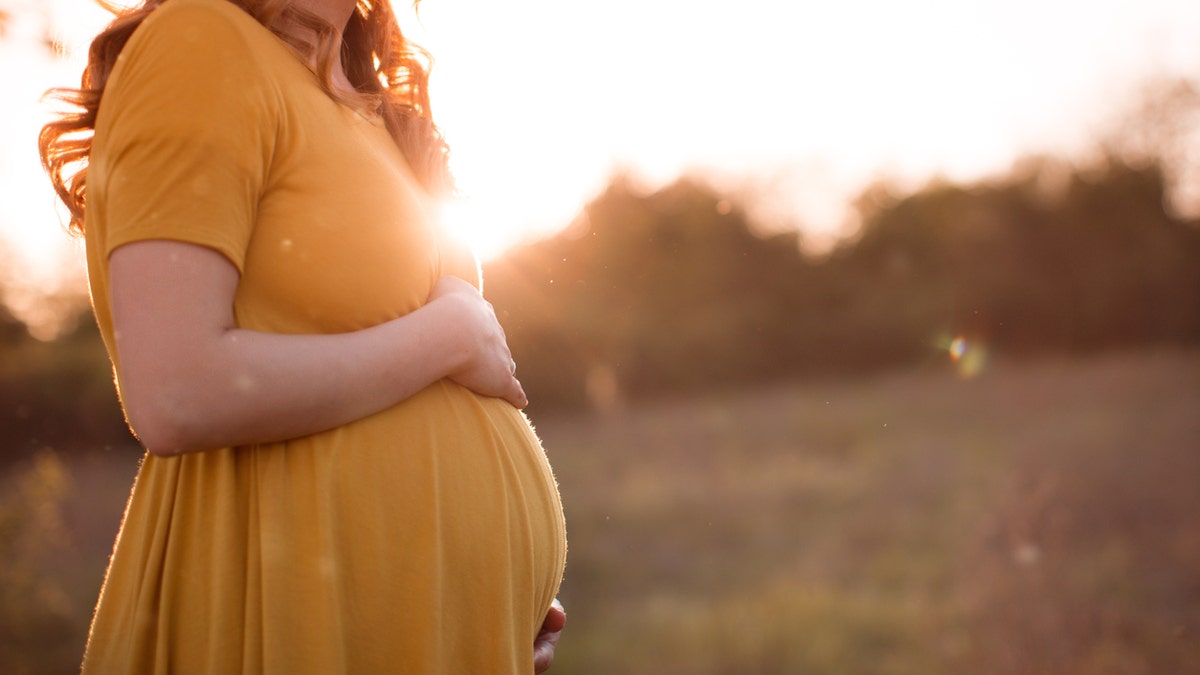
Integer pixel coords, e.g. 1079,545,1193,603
3,349,1198,674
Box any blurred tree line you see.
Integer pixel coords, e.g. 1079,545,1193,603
484,153,1200,410
4,84,1200,454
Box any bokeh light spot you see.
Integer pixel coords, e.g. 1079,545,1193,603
939,333,989,378
949,336,968,361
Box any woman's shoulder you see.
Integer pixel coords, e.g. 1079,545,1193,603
141,0,271,39
121,0,286,72
99,0,294,126
94,0,292,162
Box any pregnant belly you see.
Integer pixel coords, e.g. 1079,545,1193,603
89,380,566,673
314,380,567,630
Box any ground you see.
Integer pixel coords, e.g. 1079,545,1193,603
2,348,1197,674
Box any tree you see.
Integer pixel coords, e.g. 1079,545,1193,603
1102,77,1200,219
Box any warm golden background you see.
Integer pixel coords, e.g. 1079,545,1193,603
2,1,1199,673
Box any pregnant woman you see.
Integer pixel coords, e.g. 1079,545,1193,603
39,0,567,672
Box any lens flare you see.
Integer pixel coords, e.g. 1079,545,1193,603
939,333,988,378
948,336,968,361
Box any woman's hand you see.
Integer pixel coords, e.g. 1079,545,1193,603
533,598,566,673
428,275,527,408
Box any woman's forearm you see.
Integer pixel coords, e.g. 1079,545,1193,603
121,301,465,455
109,240,520,456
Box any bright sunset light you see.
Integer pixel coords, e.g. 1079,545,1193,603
2,0,1199,313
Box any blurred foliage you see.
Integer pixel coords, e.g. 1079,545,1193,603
487,153,1200,410
0,310,133,468
485,174,820,408
0,450,77,674
1102,78,1200,217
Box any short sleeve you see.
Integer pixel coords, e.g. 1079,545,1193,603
93,1,277,272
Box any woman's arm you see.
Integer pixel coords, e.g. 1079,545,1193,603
110,239,525,457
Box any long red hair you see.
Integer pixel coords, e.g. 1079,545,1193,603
39,0,451,236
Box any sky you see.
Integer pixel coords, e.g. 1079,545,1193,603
2,0,1199,332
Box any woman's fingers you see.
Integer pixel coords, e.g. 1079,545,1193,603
429,275,527,406
533,599,566,673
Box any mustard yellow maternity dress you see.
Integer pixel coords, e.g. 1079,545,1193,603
80,1,566,672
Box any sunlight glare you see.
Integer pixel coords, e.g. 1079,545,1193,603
438,197,509,262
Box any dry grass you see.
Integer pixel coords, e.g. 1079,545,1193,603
2,349,1197,674
537,349,1200,674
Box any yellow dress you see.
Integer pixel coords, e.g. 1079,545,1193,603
80,1,566,672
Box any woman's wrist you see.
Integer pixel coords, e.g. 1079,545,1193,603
414,293,474,379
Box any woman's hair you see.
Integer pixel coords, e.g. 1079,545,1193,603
39,0,451,235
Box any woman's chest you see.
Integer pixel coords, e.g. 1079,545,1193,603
236,104,440,334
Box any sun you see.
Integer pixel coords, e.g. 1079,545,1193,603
403,1,612,263
437,197,517,263
435,163,598,263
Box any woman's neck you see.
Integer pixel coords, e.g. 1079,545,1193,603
287,0,357,36
280,0,359,92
